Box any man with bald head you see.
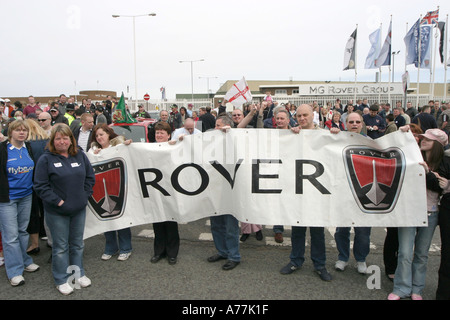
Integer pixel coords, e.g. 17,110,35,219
345,112,364,133
280,104,332,281
37,111,52,136
171,118,201,140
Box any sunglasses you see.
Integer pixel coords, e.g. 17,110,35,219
348,121,361,124
37,119,49,122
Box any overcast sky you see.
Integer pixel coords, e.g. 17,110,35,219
0,0,448,100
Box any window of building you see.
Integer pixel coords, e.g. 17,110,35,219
275,89,287,95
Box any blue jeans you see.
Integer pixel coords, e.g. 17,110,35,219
393,212,439,297
0,194,33,279
45,209,86,286
290,226,326,270
104,228,132,255
334,227,371,262
210,214,240,262
273,225,284,234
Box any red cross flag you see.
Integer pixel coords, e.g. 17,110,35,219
224,77,252,109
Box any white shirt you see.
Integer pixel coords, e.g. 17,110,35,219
78,129,91,152
171,127,201,140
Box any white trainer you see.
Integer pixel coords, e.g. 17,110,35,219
357,261,368,274
101,254,113,261
57,282,74,295
76,275,91,288
117,252,131,261
24,263,40,272
10,275,25,286
335,260,348,271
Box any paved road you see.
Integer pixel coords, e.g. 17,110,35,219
0,218,442,305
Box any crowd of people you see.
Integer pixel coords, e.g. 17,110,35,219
0,93,449,300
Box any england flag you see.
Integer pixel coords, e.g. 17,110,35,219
224,77,252,109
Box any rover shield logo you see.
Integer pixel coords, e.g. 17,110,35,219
88,158,127,220
343,147,405,213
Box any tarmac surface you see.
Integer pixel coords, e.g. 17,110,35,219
0,217,444,312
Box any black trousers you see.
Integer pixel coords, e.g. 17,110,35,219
437,210,450,300
153,221,179,259
27,192,46,237
383,227,398,275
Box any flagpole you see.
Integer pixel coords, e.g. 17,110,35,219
378,23,382,103
354,24,358,103
353,24,358,101
431,24,438,100
404,22,409,108
417,15,422,109
388,16,392,106
445,14,449,103
430,11,438,100
378,67,382,103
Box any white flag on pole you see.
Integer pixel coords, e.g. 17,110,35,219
224,77,252,109
365,28,381,69
376,20,392,68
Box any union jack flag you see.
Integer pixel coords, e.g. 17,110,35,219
421,9,439,25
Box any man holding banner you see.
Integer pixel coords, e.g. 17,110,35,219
207,115,241,271
280,104,332,281
332,112,372,274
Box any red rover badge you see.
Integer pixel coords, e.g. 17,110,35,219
88,158,127,220
343,146,405,213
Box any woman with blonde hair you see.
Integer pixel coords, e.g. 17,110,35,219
24,119,49,255
324,111,345,131
0,119,40,286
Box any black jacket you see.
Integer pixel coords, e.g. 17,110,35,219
72,126,93,152
199,112,216,132
438,155,450,209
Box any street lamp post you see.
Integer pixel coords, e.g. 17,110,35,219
112,13,156,109
179,59,204,103
199,76,218,99
391,50,400,83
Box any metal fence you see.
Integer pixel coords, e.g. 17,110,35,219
129,99,214,112
132,94,445,113
263,94,441,109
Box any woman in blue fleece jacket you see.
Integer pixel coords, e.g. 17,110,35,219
34,124,95,296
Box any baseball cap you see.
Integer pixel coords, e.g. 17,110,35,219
420,129,448,146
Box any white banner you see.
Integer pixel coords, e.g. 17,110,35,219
84,129,427,239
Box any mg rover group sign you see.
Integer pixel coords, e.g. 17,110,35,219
297,83,404,96
84,129,427,239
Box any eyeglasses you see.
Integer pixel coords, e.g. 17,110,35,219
37,119,49,122
348,121,361,124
